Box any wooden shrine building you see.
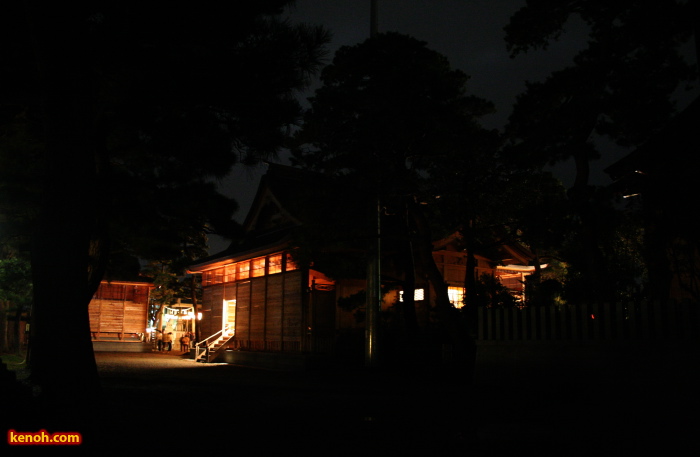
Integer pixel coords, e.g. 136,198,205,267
188,163,540,366
89,280,154,352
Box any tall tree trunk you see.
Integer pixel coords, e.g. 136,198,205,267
401,244,419,334
407,200,475,382
26,3,107,411
15,306,24,356
460,222,479,338
0,301,8,353
568,131,607,303
528,248,543,306
191,275,200,344
643,199,673,302
401,207,420,351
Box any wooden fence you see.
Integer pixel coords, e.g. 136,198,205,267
476,301,700,342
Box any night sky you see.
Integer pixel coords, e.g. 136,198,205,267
210,0,699,254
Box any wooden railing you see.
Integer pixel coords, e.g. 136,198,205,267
194,326,231,362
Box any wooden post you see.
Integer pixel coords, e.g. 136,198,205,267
539,305,547,340
365,196,381,368
365,0,381,367
477,306,484,340
572,305,580,340
592,302,601,340
495,309,502,340
615,302,625,340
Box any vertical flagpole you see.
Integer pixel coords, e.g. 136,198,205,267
365,0,381,368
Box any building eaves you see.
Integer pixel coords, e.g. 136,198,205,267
188,228,293,273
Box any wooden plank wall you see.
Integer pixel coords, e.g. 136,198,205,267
282,271,303,341
266,275,284,343
250,279,266,341
199,270,307,351
210,284,224,334
205,270,304,350
197,287,216,339
123,302,147,333
236,281,251,339
89,299,147,338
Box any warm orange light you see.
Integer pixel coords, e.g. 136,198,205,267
286,253,298,271
251,257,266,277
237,261,250,280
448,287,465,308
268,254,283,274
224,265,236,282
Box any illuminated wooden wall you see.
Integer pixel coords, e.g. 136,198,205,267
89,281,153,340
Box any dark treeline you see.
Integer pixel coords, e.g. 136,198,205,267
0,0,698,429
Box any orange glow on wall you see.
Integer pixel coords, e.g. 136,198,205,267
225,265,236,282
237,261,250,280
286,253,298,271
268,254,283,274
251,257,266,277
195,251,299,285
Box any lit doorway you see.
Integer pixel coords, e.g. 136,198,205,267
222,299,236,336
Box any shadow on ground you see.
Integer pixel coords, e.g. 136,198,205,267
4,348,699,456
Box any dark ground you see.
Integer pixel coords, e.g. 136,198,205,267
4,348,699,456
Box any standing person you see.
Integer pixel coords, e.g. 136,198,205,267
180,333,190,353
163,332,173,351
155,329,163,352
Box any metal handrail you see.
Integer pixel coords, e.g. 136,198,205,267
194,325,229,362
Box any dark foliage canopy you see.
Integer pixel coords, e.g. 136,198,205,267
1,1,329,267
0,1,329,404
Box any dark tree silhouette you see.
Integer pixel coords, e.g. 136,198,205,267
503,0,697,302
291,32,497,374
1,1,328,409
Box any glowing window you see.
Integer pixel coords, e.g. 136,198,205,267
237,261,250,280
448,287,465,308
285,253,298,271
399,289,424,302
213,268,224,284
268,254,282,274
251,257,266,277
224,265,236,282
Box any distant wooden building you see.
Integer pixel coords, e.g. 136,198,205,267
433,231,540,305
188,164,539,365
89,280,154,351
